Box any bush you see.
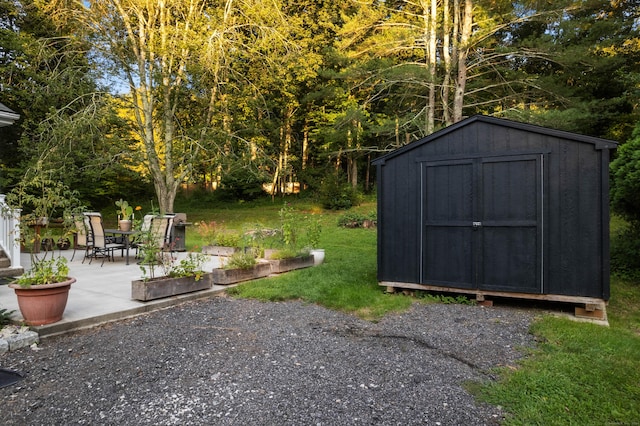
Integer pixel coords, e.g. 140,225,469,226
611,127,640,223
611,222,640,280
337,210,377,228
319,174,360,210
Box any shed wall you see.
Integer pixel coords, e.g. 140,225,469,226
376,119,612,300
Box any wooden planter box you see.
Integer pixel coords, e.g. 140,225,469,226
211,261,272,285
268,255,314,274
132,273,213,301
201,245,240,256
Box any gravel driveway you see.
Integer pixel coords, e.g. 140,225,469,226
1,296,537,425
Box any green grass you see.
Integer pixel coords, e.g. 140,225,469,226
471,276,640,425
214,199,413,320
181,196,640,423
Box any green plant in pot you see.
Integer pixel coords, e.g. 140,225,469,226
115,199,134,231
5,173,83,326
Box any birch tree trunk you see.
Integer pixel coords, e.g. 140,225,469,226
453,0,473,123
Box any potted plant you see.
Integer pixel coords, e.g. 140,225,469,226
8,256,76,326
4,173,85,325
306,218,324,265
115,199,134,231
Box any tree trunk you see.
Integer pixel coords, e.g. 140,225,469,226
453,0,473,123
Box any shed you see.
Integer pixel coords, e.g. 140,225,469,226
372,115,617,317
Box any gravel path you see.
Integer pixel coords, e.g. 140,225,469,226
1,296,537,425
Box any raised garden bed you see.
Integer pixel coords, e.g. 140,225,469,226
211,261,272,285
132,273,213,301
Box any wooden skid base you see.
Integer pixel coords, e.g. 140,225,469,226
382,281,608,322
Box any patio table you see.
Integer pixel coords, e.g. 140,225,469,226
104,229,139,265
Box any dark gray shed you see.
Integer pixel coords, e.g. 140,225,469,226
372,115,617,315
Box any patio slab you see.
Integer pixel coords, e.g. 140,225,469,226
0,250,227,339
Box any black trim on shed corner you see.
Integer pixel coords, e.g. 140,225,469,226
371,115,618,166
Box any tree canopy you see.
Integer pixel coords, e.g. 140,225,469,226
1,0,639,211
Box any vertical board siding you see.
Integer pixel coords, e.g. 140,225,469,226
374,116,614,300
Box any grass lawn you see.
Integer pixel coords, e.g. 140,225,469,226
182,196,640,424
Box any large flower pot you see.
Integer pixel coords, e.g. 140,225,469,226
131,273,213,301
9,278,76,326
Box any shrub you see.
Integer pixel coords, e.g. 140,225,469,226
611,222,640,280
337,210,377,228
611,126,640,223
319,174,360,210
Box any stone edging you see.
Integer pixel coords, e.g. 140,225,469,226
0,325,39,354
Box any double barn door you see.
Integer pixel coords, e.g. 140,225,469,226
421,153,545,293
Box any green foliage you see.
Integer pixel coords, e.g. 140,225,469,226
611,125,640,224
415,292,475,305
13,256,70,288
216,232,242,248
137,227,163,280
167,253,207,281
319,174,361,210
224,250,258,270
195,220,246,248
227,202,414,320
475,315,640,425
0,308,15,327
217,165,269,202
307,218,322,248
337,210,377,228
115,199,134,220
610,220,640,280
279,202,297,248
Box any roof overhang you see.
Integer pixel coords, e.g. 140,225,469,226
0,102,20,127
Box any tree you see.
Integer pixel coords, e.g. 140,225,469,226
0,0,98,191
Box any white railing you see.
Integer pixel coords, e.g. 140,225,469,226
0,194,22,270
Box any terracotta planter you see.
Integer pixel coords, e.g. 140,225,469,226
268,255,314,274
118,220,132,232
9,278,76,326
131,273,213,301
211,262,272,285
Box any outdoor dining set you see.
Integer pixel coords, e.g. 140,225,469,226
71,212,175,266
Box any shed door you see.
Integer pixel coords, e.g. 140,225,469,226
422,154,544,293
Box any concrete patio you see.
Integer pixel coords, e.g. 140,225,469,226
0,249,229,339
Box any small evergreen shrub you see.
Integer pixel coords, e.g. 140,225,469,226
319,174,360,210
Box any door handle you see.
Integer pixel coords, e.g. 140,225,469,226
472,221,482,229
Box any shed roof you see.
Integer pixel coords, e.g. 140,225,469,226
0,101,20,127
372,115,618,165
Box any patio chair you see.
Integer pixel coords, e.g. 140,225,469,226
132,214,155,258
70,214,92,262
85,212,125,266
150,214,175,252
135,214,175,262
